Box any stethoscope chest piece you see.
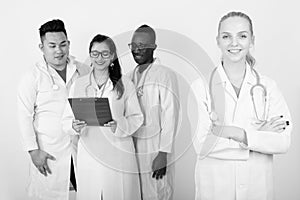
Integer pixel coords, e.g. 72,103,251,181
137,87,144,97
52,84,59,91
209,111,219,123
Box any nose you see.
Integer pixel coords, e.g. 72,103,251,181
231,37,238,46
55,45,63,53
132,47,141,54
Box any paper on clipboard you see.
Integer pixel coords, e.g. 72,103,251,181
68,97,113,126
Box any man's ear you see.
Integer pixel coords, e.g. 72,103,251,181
153,44,157,50
68,40,70,47
39,43,43,52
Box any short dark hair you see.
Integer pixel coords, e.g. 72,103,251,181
135,24,156,42
39,19,67,41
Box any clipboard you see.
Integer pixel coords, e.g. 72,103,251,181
68,97,113,126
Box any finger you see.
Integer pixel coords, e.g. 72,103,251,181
274,124,286,131
159,173,164,180
156,169,162,179
270,125,286,133
46,154,56,161
78,124,87,129
44,164,52,174
38,166,47,176
73,119,80,123
77,121,87,125
74,121,86,126
154,170,160,180
271,121,286,128
269,115,283,123
156,173,160,180
152,170,157,178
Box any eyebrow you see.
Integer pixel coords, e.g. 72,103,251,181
48,40,68,45
221,31,250,34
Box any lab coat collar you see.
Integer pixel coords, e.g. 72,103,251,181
36,55,78,85
215,62,257,86
214,62,257,101
133,57,160,88
88,68,113,96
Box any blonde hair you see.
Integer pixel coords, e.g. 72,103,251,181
218,11,256,67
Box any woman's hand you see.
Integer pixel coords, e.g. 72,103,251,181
104,120,117,133
253,115,289,133
72,119,87,134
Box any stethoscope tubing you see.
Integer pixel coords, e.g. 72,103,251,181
209,66,267,122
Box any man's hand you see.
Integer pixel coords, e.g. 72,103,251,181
152,152,167,180
253,116,289,133
29,149,56,176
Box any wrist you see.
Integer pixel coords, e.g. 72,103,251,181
28,149,39,154
232,128,246,143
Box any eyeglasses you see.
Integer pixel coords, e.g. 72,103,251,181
90,50,112,59
128,43,156,50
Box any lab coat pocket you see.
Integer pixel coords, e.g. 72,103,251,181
36,81,53,106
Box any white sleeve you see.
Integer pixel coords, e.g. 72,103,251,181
158,71,180,153
114,78,144,137
189,78,248,160
17,71,39,151
242,80,292,154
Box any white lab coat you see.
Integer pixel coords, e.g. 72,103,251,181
128,58,180,200
62,71,143,200
190,64,292,200
17,57,90,200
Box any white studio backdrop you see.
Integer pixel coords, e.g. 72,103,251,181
0,0,299,199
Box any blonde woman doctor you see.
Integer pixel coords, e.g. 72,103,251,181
190,11,292,200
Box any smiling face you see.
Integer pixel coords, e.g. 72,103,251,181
90,41,114,71
131,32,156,65
217,16,254,64
39,32,70,69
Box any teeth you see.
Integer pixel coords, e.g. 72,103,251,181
96,61,106,65
228,49,241,53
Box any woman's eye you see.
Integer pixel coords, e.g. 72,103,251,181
222,35,229,39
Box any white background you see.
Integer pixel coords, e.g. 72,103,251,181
0,0,299,199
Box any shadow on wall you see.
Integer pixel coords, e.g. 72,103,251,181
173,73,197,200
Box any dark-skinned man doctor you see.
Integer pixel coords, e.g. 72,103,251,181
128,24,179,200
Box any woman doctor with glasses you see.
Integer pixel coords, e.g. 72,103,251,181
62,34,143,200
190,11,292,200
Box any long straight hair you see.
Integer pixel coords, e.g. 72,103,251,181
218,11,256,68
89,34,124,99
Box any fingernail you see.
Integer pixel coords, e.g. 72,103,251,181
286,121,289,125
280,115,283,118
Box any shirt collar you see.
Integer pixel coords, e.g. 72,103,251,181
88,68,113,91
214,62,257,86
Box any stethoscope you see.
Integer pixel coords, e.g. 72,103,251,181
85,71,109,97
209,66,267,123
46,63,60,91
44,57,70,91
133,62,154,97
